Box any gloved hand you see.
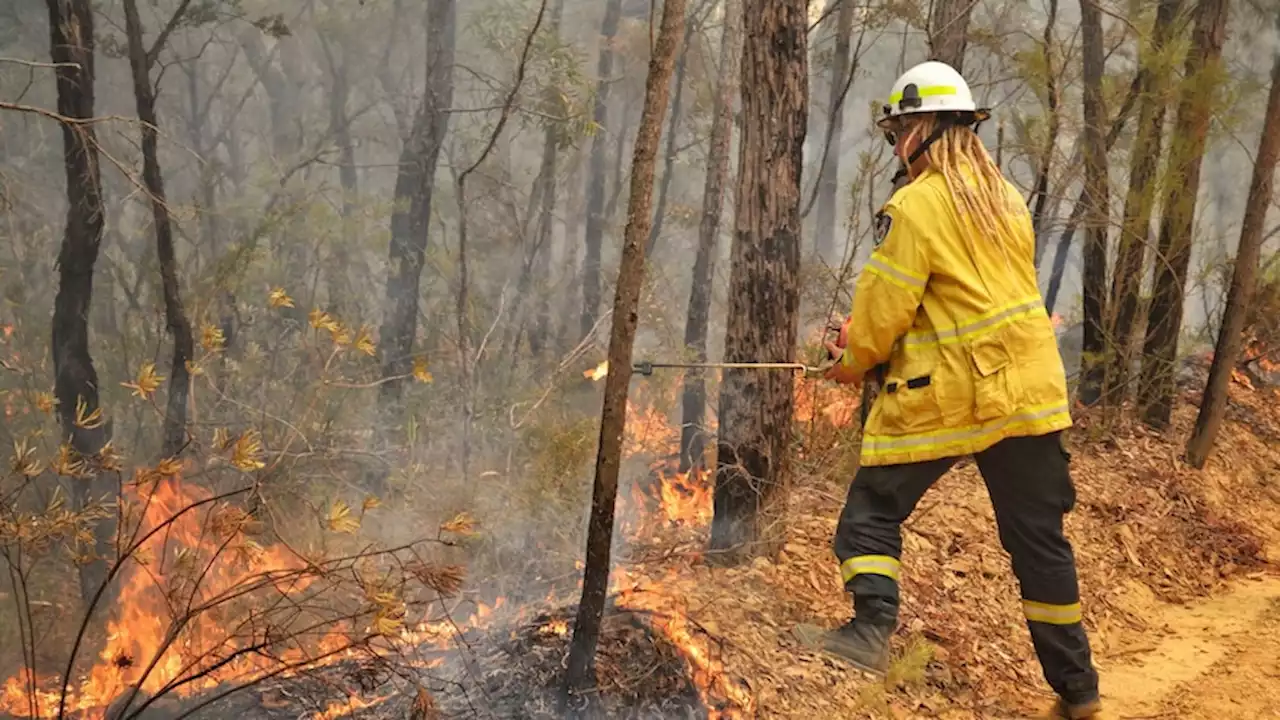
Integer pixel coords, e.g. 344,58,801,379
823,320,863,386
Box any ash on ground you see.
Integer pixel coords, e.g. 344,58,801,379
86,604,709,720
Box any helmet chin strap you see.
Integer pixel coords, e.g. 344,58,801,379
889,113,975,186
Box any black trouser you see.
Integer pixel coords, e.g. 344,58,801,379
833,431,1099,705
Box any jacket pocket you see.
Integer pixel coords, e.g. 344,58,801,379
968,332,1020,422
876,373,943,435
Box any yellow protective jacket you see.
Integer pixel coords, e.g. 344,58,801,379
843,167,1072,467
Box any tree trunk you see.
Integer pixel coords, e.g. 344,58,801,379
813,0,855,264
709,0,807,563
238,28,300,160
320,31,360,316
579,0,625,341
1028,0,1059,241
1042,71,1145,309
123,0,196,459
1138,0,1230,429
928,0,974,71
646,3,698,255
182,59,236,363
562,0,686,705
500,0,567,367
45,0,115,604
1102,0,1184,406
377,0,457,421
529,0,567,358
1186,32,1280,467
678,0,741,474
604,106,635,221
1076,0,1110,406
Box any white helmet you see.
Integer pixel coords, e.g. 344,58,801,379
878,60,990,128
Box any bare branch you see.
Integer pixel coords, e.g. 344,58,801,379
56,485,257,719
0,57,79,69
146,0,196,68
0,100,126,124
457,1,549,182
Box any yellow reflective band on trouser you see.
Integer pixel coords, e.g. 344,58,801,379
861,402,1071,458
904,295,1047,349
865,255,928,293
840,555,901,584
888,85,958,105
1023,600,1083,625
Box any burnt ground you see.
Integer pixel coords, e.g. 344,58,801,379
49,603,708,720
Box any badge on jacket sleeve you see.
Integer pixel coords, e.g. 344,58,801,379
873,211,892,247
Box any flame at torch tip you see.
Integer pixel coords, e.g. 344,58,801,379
584,360,609,381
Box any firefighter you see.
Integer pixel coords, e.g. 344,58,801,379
809,60,1104,720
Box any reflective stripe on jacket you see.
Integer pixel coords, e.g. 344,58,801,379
843,167,1071,467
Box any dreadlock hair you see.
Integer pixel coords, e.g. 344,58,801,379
899,112,1023,247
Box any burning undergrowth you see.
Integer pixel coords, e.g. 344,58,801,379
0,365,753,720
11,354,1274,720
55,601,715,720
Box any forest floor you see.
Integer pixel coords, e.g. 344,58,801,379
604,367,1280,719
5,368,1278,720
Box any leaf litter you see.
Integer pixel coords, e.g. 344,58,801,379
75,374,1280,720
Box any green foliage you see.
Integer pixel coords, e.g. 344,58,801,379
522,411,596,494
469,0,596,148
887,634,937,689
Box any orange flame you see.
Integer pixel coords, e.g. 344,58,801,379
793,376,859,428
627,467,714,537
584,361,609,381
0,361,785,718
539,618,570,637
1231,367,1255,390
315,692,392,719
0,476,324,718
612,564,756,717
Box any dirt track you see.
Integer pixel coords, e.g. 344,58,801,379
1099,574,1280,719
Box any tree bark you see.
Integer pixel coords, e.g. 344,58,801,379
813,0,855,264
123,0,196,459
1076,0,1110,406
1138,0,1230,429
45,0,115,604
562,0,686,705
678,0,741,474
579,0,625,341
709,0,807,563
928,0,974,71
1102,0,1184,406
377,0,456,421
1185,33,1280,466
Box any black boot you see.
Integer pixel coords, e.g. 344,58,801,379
793,618,893,675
